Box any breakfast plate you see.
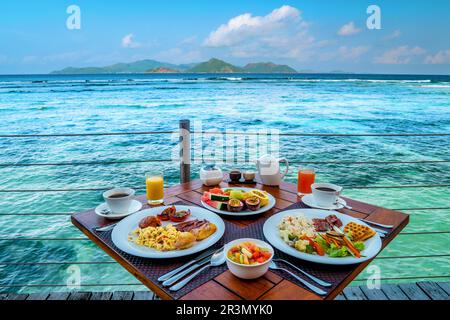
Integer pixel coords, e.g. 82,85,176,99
263,209,382,265
201,187,276,216
111,205,225,258
301,194,346,210
95,200,143,219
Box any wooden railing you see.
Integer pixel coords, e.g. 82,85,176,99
0,119,449,292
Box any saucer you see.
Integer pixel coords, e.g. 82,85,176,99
301,194,346,210
95,200,143,220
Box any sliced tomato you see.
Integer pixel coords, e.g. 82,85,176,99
158,205,175,221
169,209,190,222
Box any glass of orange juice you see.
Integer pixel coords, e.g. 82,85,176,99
297,167,316,195
146,170,164,205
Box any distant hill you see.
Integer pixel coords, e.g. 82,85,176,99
146,67,180,73
50,57,298,74
51,59,185,74
187,58,243,73
243,62,297,73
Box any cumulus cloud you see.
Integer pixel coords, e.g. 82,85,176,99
337,22,361,36
121,33,141,48
319,45,369,62
202,5,316,60
385,30,401,40
374,46,426,64
425,50,450,64
337,46,369,60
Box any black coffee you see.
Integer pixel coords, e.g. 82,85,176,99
316,187,336,192
108,193,129,198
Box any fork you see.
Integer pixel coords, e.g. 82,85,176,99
273,258,331,287
269,261,327,296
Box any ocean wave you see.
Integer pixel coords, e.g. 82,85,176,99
420,84,450,88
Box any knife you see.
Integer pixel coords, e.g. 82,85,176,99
157,247,222,282
357,218,394,229
95,223,118,232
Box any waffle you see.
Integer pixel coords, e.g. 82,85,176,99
344,222,376,241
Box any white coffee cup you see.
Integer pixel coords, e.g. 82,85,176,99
311,183,343,207
103,187,135,214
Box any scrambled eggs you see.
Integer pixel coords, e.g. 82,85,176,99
131,224,180,251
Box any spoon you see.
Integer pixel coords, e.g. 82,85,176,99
269,261,327,296
169,251,226,291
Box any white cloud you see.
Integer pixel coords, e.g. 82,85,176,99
337,22,361,36
319,45,369,62
425,50,450,64
385,30,401,40
337,46,369,60
374,46,426,64
202,5,317,60
121,33,141,48
204,5,301,47
180,36,197,45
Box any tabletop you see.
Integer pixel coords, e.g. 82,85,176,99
71,177,409,300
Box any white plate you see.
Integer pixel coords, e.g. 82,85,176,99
302,194,346,210
201,187,276,216
95,200,143,220
263,209,382,265
111,205,225,258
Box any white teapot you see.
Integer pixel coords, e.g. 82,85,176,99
256,154,289,186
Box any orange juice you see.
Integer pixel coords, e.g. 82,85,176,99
146,174,164,204
298,168,315,195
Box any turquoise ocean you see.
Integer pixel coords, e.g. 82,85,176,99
0,73,449,293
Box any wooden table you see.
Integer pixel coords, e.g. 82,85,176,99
71,178,409,300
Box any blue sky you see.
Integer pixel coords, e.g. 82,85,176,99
1,0,450,74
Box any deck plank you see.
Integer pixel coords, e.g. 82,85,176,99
436,282,450,295
90,292,113,300
399,283,430,300
68,292,92,300
381,284,409,300
343,286,367,300
26,293,50,300
215,271,275,300
7,282,448,301
417,282,449,300
360,286,388,300
133,291,154,300
111,291,134,300
47,292,71,300
6,293,28,300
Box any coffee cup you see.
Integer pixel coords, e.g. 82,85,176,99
103,187,135,214
311,183,343,207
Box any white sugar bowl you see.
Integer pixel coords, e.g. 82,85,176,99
200,164,223,186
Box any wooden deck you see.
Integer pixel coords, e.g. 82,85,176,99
0,282,448,300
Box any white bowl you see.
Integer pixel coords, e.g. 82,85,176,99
224,238,274,279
